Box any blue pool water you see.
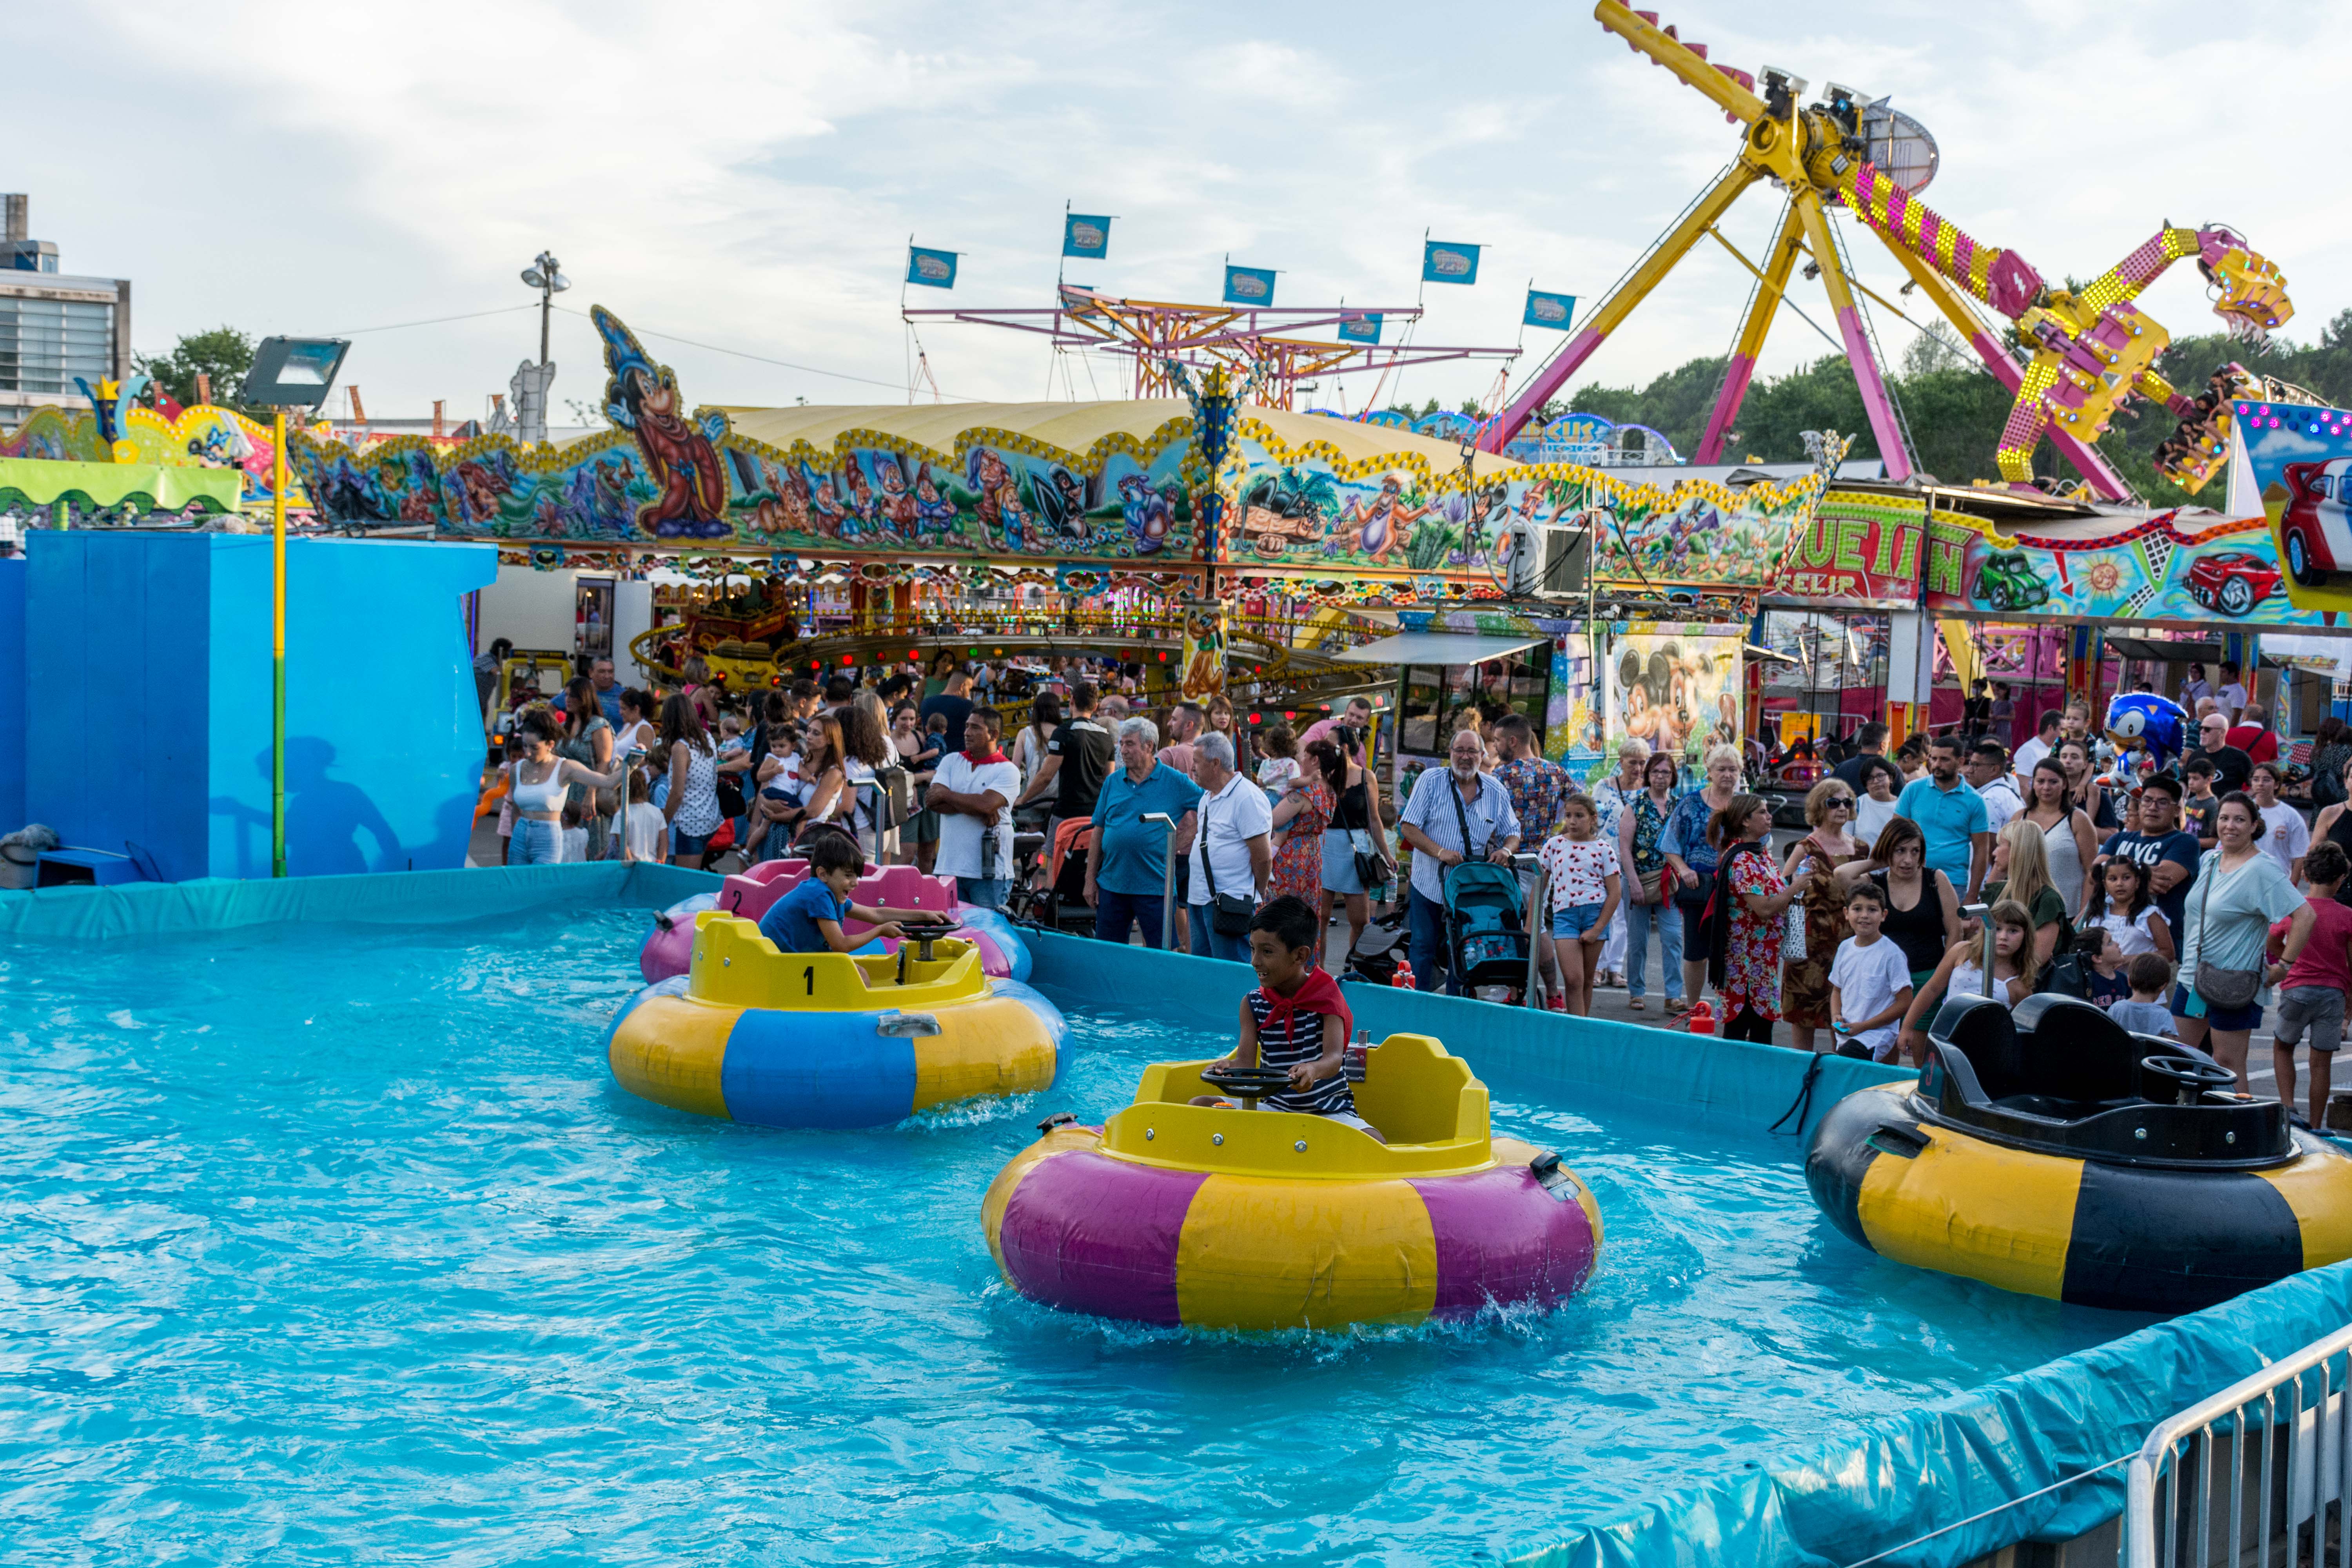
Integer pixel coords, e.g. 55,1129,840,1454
0,907,2152,1563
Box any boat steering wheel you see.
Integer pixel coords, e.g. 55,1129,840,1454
1198,1065,1295,1107
2140,1054,2235,1105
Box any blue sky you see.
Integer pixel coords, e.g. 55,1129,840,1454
16,0,2343,425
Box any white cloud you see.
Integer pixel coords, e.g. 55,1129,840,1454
12,0,2346,435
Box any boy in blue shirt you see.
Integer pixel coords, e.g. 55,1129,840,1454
756,827,949,954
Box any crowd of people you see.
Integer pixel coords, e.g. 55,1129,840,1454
481,643,2352,1121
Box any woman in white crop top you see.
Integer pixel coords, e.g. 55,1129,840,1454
509,708,627,866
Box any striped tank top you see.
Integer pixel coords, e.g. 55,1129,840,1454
1247,985,1356,1117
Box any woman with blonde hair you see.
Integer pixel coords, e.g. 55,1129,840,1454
1982,816,2068,964
1660,743,1746,1004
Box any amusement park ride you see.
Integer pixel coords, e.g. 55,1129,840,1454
1479,1,2298,502
904,286,1522,412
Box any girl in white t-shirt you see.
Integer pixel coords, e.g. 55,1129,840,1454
1536,795,1622,1017
2092,856,2174,961
622,771,668,863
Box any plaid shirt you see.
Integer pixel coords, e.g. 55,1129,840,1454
1492,755,1570,843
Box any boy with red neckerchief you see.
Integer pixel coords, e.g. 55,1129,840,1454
926,709,1023,910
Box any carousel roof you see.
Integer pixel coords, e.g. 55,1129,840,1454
713,399,1528,479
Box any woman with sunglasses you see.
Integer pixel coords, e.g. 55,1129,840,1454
1780,777,1866,1053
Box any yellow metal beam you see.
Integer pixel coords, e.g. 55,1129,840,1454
1592,0,1766,125
1582,161,1768,348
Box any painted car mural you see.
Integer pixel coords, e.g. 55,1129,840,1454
2183,549,2282,617
1923,507,2331,628
2238,398,2352,616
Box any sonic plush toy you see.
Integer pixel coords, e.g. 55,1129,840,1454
2105,693,2192,775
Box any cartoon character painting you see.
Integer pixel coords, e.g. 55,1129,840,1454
2105,693,2190,775
913,464,958,539
593,305,731,539
968,446,1019,541
1338,474,1434,559
875,454,918,539
1118,473,1172,554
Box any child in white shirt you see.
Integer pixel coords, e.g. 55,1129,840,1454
1537,795,1622,1017
1829,882,1915,1063
622,771,668,863
1256,723,1301,799
558,801,588,865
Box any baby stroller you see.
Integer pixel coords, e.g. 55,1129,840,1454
1443,859,1532,992
1339,907,1411,986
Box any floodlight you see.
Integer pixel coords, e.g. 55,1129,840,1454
241,336,352,409
522,268,546,287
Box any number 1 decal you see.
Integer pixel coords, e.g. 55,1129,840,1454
804,965,816,995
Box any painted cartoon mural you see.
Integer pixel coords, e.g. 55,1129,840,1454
0,400,296,508
1919,507,2328,628
1221,426,1817,586
267,306,1821,592
1604,626,1742,780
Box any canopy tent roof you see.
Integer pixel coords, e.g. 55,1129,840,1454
1336,630,1546,666
0,457,243,514
710,399,1528,480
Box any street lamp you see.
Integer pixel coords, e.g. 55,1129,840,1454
241,334,352,879
521,250,570,367
517,251,569,445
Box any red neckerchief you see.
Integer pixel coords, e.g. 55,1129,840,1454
964,746,1008,767
1258,965,1352,1044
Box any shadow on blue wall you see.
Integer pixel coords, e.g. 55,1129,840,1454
207,737,480,877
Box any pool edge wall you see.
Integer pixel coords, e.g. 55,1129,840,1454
1020,926,1912,1142
1021,929,2352,1568
0,862,716,938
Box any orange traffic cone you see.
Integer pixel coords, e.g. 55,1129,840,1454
1392,959,1416,988
1685,999,1717,1035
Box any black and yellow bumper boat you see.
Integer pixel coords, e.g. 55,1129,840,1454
1807,993,2352,1313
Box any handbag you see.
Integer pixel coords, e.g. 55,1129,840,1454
1762,846,1806,960
2190,855,2263,1009
1350,828,1392,892
1199,788,1256,938
1637,868,1666,905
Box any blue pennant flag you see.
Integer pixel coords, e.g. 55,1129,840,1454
906,246,958,289
1524,289,1577,330
1423,241,1481,285
1336,312,1383,345
1063,214,1112,260
1223,265,1277,306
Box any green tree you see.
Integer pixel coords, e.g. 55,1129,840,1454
136,327,257,409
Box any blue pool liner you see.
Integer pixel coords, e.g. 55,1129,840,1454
5,869,2339,1567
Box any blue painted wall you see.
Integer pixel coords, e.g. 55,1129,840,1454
24,532,494,879
0,557,23,834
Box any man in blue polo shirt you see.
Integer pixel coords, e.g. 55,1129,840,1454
1896,733,1991,902
1085,715,1203,949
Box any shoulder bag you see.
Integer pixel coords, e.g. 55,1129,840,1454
2191,854,2263,1010
1200,785,1256,938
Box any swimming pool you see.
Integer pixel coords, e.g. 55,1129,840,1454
0,906,2153,1563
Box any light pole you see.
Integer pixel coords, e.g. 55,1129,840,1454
240,336,352,878
517,252,569,446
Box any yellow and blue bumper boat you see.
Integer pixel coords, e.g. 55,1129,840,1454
1808,992,2352,1312
983,1033,1601,1330
608,913,1063,1129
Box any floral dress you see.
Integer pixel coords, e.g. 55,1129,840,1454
1267,778,1332,907
1721,844,1788,1023
1779,833,1863,1029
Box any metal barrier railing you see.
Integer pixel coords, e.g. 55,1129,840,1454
2124,1323,2352,1568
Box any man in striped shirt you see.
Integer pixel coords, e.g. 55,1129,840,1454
1193,895,1383,1140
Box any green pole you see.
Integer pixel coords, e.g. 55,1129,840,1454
272,409,287,878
